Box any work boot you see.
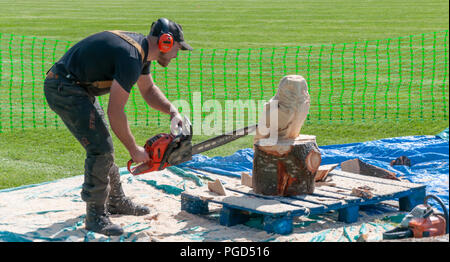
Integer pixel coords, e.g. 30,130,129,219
108,195,151,216
107,168,151,216
85,202,124,236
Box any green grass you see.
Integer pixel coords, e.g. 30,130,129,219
0,0,448,47
0,119,447,190
0,0,449,190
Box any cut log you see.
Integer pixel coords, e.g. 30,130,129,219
341,158,400,181
252,135,321,196
208,179,227,196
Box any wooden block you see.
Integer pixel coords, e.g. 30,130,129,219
341,158,400,181
219,206,250,226
399,187,426,212
208,179,227,196
181,194,209,214
241,172,253,188
390,156,411,167
315,164,338,182
263,215,294,235
338,205,360,223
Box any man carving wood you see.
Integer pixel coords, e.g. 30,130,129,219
44,18,193,236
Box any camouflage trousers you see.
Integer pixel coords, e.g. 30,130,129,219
44,76,120,205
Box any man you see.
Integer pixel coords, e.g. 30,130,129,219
44,18,193,236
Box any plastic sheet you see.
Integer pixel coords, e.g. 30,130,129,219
437,128,449,141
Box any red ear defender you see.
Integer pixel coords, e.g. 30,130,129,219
158,33,174,53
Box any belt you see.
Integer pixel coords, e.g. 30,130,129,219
46,71,112,89
46,71,60,80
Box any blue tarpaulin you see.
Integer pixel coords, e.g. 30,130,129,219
179,131,449,211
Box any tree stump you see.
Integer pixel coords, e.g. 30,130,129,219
252,135,321,196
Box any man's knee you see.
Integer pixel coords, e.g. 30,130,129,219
83,136,115,156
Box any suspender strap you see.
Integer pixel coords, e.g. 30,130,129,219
107,30,146,63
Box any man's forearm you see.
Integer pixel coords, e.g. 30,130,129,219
108,107,137,154
143,84,177,115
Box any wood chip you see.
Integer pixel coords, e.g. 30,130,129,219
241,172,253,188
315,181,336,187
207,179,227,196
144,213,160,221
351,186,374,199
315,164,338,182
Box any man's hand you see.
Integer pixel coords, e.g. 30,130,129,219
170,111,183,135
130,145,150,163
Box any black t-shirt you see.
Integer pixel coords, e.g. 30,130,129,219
53,31,150,94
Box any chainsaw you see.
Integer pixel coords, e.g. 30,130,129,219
383,194,448,239
127,116,258,175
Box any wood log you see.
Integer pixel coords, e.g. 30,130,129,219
341,158,400,181
252,135,321,196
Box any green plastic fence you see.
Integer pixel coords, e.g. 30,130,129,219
0,30,448,133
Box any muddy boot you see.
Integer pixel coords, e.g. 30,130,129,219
85,202,124,236
107,168,150,216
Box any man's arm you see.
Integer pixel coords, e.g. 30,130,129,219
137,74,177,115
108,80,149,163
137,74,182,132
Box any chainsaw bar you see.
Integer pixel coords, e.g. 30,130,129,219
191,124,258,155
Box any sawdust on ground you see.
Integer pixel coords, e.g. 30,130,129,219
0,169,435,242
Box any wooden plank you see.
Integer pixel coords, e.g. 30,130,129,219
327,173,414,196
273,196,326,214
313,188,362,204
330,170,425,189
288,194,344,211
316,186,385,204
183,187,307,217
225,182,349,213
316,179,421,206
225,185,326,214
315,185,355,197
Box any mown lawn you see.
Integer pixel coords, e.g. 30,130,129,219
0,0,448,189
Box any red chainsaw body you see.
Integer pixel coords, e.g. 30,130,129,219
126,120,255,176
409,214,447,238
127,133,174,175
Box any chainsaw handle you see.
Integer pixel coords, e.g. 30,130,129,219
127,159,134,174
424,194,449,234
